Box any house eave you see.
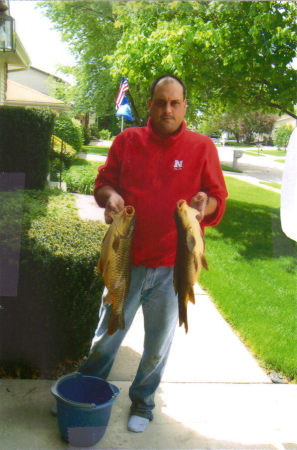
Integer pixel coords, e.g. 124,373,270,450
0,33,31,70
4,100,71,111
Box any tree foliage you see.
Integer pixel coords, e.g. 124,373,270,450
38,1,297,124
199,109,277,143
274,124,294,149
38,1,121,120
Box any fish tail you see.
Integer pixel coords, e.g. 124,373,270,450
189,287,195,304
108,312,125,335
178,298,189,333
179,316,188,333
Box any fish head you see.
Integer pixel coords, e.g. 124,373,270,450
175,199,201,225
116,205,135,238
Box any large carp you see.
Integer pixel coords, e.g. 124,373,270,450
174,199,208,333
97,205,135,335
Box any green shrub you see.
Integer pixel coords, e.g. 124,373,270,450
63,160,102,195
98,129,112,140
83,127,91,145
49,135,77,180
274,125,294,150
0,106,55,189
90,123,99,138
53,114,84,152
0,189,107,376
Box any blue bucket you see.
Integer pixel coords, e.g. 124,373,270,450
51,372,119,447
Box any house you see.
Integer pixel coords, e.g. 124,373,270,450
0,33,30,104
273,114,297,131
5,78,70,113
8,65,66,97
1,6,69,113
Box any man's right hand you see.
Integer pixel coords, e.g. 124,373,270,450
94,186,125,224
104,192,125,224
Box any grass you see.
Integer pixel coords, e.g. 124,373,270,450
245,150,265,157
62,158,104,195
221,164,243,173
262,149,286,157
82,145,110,156
260,181,281,190
199,176,297,381
275,159,285,164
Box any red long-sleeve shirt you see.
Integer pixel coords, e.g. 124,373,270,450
94,119,228,267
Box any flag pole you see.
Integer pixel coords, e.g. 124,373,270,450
121,116,124,132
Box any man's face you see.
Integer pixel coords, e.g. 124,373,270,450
148,80,187,138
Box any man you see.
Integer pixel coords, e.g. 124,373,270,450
79,75,228,432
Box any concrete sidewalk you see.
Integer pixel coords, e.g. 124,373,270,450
1,285,297,449
1,189,297,450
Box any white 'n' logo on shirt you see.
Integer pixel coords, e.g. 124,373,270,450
173,160,183,170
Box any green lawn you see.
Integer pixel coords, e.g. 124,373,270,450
260,181,281,190
199,177,297,381
82,145,110,156
62,159,103,195
221,164,242,173
262,149,286,157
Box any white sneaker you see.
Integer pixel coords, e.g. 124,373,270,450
127,415,149,432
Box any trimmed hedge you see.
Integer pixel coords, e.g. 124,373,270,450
0,107,55,189
53,114,84,152
0,189,107,376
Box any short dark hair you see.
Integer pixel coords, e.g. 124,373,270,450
150,75,186,100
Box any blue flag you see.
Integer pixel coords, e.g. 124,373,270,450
115,94,134,122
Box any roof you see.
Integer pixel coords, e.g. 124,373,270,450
8,65,67,84
5,79,70,111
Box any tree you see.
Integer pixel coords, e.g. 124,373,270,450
38,1,297,125
199,110,277,143
274,124,294,150
109,1,297,120
38,1,122,122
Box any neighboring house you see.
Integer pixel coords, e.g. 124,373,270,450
6,66,70,114
0,33,30,104
5,79,70,113
8,65,67,97
274,114,297,130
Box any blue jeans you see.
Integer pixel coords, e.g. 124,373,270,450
79,265,178,420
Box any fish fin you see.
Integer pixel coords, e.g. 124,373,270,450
189,287,195,304
186,231,196,253
202,255,209,271
112,235,120,252
103,290,113,305
179,316,188,333
108,312,125,335
193,253,199,272
178,296,189,333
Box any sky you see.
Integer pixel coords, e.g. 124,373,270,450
9,1,76,80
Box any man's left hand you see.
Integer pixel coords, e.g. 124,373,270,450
190,191,209,222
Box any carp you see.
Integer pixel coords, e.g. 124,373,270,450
174,199,208,333
97,205,135,335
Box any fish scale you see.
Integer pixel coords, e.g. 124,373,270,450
97,206,135,335
174,199,208,333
